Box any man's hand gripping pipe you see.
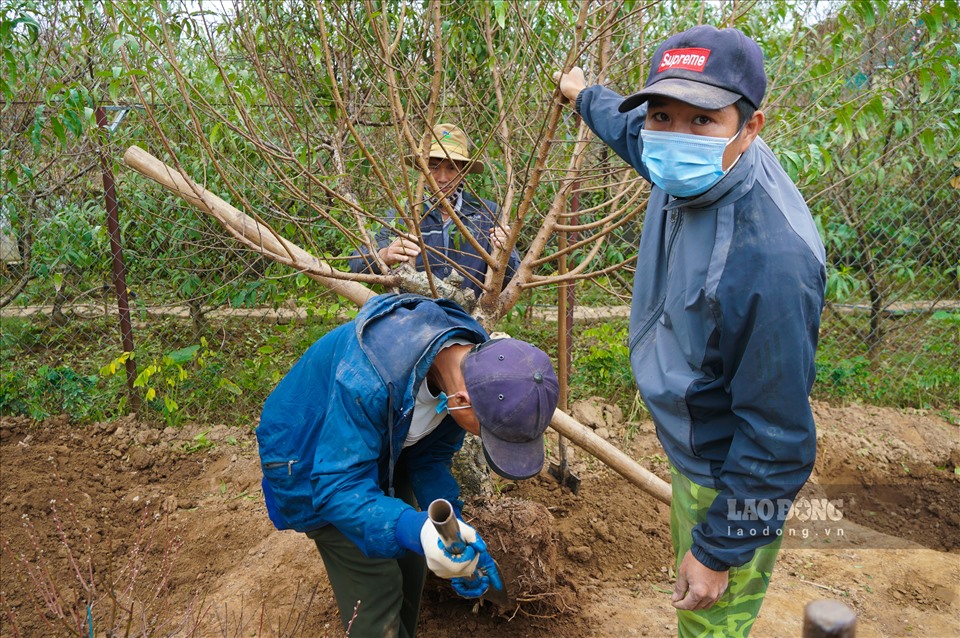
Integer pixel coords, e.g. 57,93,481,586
427,499,510,607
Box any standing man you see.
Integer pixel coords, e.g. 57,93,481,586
555,25,826,636
349,123,520,298
257,293,559,637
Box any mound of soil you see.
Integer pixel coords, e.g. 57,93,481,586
1,402,958,637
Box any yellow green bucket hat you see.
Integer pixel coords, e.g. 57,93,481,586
407,123,485,174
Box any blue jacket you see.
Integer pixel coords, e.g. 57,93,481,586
578,86,826,570
256,293,489,558
348,192,520,297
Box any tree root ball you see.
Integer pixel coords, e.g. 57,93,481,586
426,495,573,617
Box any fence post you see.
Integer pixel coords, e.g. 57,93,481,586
95,106,140,411
551,172,582,493
802,599,857,637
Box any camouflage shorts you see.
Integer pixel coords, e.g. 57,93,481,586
669,465,782,638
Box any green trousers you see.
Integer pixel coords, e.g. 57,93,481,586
669,465,782,638
306,478,426,638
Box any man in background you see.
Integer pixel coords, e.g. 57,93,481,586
349,123,520,298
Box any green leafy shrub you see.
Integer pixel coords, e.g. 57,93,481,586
0,364,98,421
571,321,635,408
815,355,873,403
101,338,242,428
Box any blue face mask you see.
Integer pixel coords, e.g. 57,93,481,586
435,392,472,415
640,128,743,198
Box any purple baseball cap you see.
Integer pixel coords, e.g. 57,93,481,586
619,25,767,113
462,339,559,480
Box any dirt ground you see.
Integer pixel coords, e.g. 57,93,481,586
1,401,958,637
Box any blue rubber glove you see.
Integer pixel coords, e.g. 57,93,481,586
452,571,490,598
451,540,505,599
395,508,430,555
475,550,504,591
420,518,481,579
397,507,482,578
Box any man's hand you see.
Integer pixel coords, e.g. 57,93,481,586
489,224,508,251
419,517,481,579
672,550,729,611
552,66,587,104
378,234,421,267
450,546,501,599
451,572,490,598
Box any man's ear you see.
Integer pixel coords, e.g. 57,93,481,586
738,110,765,151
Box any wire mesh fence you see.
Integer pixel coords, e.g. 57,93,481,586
2,1,957,427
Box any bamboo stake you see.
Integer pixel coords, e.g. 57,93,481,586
122,145,374,308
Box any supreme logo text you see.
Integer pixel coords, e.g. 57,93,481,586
659,47,711,73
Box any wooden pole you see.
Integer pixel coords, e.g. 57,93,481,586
802,599,857,638
96,108,140,411
550,409,671,504
122,146,374,308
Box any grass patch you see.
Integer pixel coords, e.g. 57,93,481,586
814,310,959,408
0,312,343,427
2,301,955,428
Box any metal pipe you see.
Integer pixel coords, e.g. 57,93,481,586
427,498,466,553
